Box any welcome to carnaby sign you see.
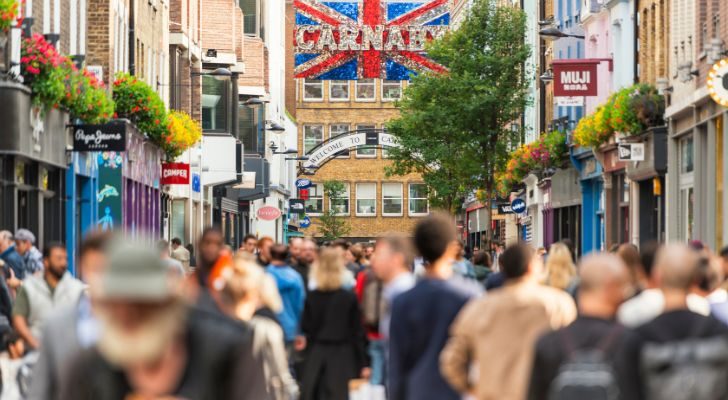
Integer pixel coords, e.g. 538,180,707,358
73,123,127,152
303,131,398,169
294,0,450,80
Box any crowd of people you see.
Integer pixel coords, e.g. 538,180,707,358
0,215,723,399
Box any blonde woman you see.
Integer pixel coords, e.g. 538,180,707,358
544,243,578,293
299,248,369,400
219,255,298,400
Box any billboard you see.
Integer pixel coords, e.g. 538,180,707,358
294,0,450,80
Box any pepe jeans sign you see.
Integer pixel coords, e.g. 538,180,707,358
73,124,127,152
553,60,599,97
161,163,190,185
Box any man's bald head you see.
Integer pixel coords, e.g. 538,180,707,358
579,253,630,293
655,244,700,291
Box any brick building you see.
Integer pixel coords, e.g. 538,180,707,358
637,0,669,85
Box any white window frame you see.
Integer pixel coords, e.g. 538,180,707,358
382,182,403,217
356,124,377,158
382,80,402,101
408,183,429,216
329,80,350,101
356,78,376,102
330,124,351,158
303,125,324,154
330,183,350,216
303,79,323,101
305,183,324,216
356,182,377,217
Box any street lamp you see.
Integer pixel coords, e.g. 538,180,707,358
539,27,585,41
539,69,554,85
243,97,268,108
192,67,233,81
267,121,286,132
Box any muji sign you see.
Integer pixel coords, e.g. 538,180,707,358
294,0,450,80
161,163,190,185
553,60,599,97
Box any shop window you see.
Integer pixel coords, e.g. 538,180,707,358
303,125,324,154
303,79,323,101
382,80,402,101
680,136,694,173
356,79,376,101
382,182,403,216
305,183,323,215
202,76,229,132
330,80,350,101
408,183,429,216
356,124,376,158
356,183,376,216
330,183,350,215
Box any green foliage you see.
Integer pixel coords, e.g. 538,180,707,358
0,0,20,32
20,34,67,109
113,72,169,153
386,0,530,215
318,180,351,241
495,130,569,196
62,61,114,124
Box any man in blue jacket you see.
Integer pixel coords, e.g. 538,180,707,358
267,243,306,346
0,230,26,280
389,213,481,400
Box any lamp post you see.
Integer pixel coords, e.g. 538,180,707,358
538,27,585,41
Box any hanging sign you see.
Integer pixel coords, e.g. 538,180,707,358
556,96,584,107
293,0,450,80
618,143,645,161
161,163,191,185
510,198,526,214
257,206,282,221
708,58,728,107
73,123,127,151
296,178,313,189
553,60,599,97
289,199,306,214
300,216,312,228
299,188,310,201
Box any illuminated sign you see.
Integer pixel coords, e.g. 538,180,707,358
708,59,728,107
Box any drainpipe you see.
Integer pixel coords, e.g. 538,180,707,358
129,0,135,75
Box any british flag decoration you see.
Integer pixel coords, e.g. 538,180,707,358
294,0,450,80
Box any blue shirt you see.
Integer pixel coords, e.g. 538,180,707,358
0,246,26,280
389,278,479,400
267,264,306,342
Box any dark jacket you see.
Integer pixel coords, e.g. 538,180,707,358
300,289,368,400
60,306,268,400
1,245,26,280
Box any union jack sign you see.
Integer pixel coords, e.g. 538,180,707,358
294,0,450,80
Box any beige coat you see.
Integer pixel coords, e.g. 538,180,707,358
440,281,576,400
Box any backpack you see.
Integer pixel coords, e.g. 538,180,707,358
640,335,728,400
548,326,622,400
361,270,384,330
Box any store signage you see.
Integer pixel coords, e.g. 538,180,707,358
556,96,584,107
553,61,598,97
303,131,397,169
497,204,514,214
618,143,645,161
289,199,306,214
161,163,190,185
257,206,282,221
296,178,312,189
73,123,127,151
708,59,728,107
293,0,449,80
510,198,526,214
300,216,312,228
192,173,201,192
299,188,310,201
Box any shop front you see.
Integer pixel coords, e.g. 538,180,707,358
523,174,544,248
544,167,582,254
573,146,604,254
597,142,629,248
66,152,99,275
0,81,67,247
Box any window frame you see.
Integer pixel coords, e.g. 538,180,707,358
355,182,377,217
329,80,350,102
355,124,377,158
329,182,350,216
381,80,402,101
355,78,376,102
305,183,324,216
201,75,230,133
303,79,323,102
303,124,325,154
382,182,404,217
330,124,351,159
408,183,429,216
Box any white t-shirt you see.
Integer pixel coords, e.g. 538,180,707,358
617,288,711,327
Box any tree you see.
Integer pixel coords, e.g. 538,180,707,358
317,180,351,241
386,0,531,228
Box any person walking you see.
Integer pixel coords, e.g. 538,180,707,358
388,213,481,400
12,243,84,350
471,250,493,284
452,241,476,280
355,259,385,386
299,247,369,400
266,244,306,349
241,234,258,255
170,237,191,273
14,229,43,275
440,243,576,400
543,242,579,294
219,255,299,400
257,237,274,267
0,231,25,282
527,253,642,400
157,239,185,277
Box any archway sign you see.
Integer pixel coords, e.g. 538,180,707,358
301,129,398,173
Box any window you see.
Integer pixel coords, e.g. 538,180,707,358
680,136,694,173
330,80,349,101
330,124,350,158
382,80,402,101
409,183,428,216
330,183,350,215
356,79,376,101
305,183,323,215
241,0,263,37
356,124,376,158
303,79,323,101
303,125,324,154
239,99,264,154
382,183,403,216
202,76,229,132
356,183,376,216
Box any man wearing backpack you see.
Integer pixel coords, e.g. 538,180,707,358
527,253,642,400
632,244,728,400
355,261,385,386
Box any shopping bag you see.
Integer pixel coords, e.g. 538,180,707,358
349,381,386,400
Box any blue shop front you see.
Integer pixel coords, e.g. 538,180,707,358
572,146,604,254
66,152,99,276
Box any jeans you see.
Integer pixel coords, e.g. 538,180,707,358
368,339,385,385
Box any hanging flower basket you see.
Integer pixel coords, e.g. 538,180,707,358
0,0,20,33
495,130,569,196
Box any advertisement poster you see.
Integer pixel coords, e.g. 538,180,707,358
96,152,123,231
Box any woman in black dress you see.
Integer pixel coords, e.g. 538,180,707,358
299,247,369,400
